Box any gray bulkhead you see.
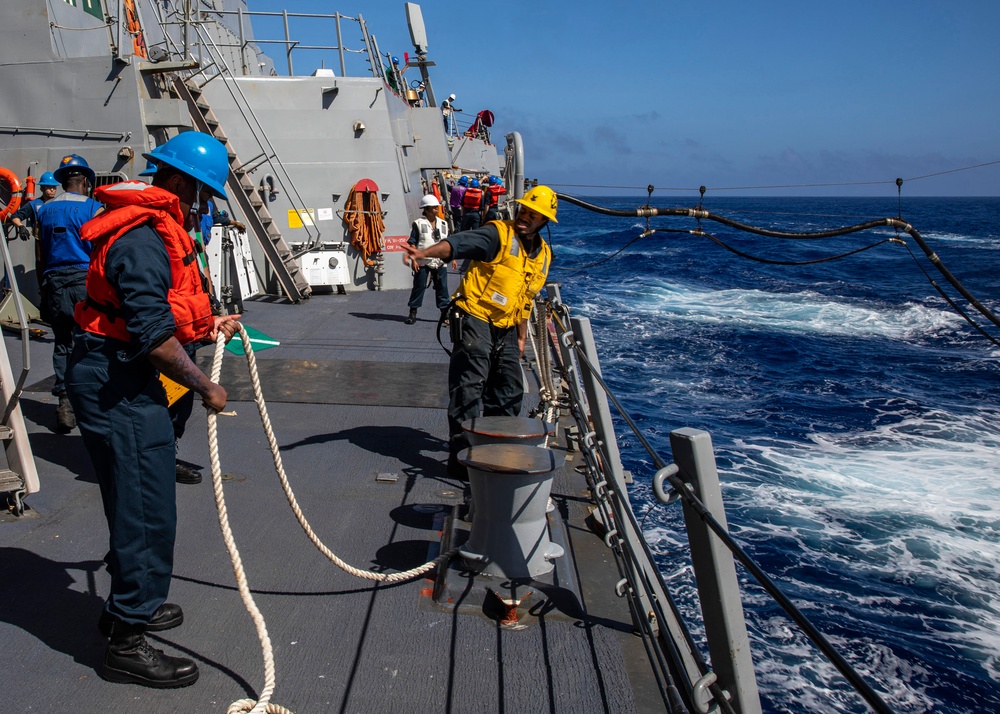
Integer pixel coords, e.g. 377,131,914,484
1,0,504,297
0,1,152,303
199,72,447,291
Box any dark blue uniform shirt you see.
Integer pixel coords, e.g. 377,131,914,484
445,223,502,262
97,224,176,361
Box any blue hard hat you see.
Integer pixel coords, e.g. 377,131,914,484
38,172,59,188
138,160,157,177
488,175,498,185
53,154,95,185
470,178,480,188
143,131,229,199
458,176,468,186
391,56,400,65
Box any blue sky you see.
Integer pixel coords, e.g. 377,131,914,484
246,1,1000,196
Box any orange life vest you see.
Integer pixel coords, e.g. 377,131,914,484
462,186,483,211
74,181,213,345
487,184,506,207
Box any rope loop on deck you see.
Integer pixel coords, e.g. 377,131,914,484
207,324,457,714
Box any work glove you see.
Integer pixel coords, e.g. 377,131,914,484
17,225,30,241
230,221,246,232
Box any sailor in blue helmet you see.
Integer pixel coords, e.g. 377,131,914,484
34,155,104,432
8,171,60,239
66,131,239,688
449,175,468,228
142,159,244,249
461,177,484,231
484,175,507,222
135,158,245,486
385,55,401,93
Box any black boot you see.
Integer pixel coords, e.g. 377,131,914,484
98,603,184,637
175,463,203,485
102,624,198,688
56,395,76,433
405,308,417,325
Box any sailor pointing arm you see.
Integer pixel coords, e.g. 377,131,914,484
402,185,557,481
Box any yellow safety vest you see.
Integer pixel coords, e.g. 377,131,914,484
456,220,551,329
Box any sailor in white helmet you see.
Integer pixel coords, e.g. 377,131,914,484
441,93,460,135
402,194,454,324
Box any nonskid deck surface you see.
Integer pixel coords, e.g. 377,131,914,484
1,290,654,713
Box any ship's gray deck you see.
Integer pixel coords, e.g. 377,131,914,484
0,290,660,713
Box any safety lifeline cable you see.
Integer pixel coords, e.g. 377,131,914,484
207,325,457,714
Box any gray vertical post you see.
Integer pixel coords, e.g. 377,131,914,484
545,285,573,377
282,9,293,76
570,316,658,640
506,132,524,199
670,428,761,714
182,0,191,59
335,14,346,77
570,316,626,494
238,7,247,76
116,0,124,60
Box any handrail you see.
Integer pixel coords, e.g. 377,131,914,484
0,126,130,141
541,293,897,714
0,227,31,424
206,8,368,79
190,23,321,249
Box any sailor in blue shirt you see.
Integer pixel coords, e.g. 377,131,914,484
67,132,238,689
8,171,59,239
34,155,103,432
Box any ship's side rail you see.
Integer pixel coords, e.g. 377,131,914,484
531,285,897,714
191,7,379,82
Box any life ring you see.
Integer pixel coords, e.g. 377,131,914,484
0,167,23,222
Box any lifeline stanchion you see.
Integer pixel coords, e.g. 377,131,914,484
207,325,458,713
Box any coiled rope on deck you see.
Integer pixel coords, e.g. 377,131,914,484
341,188,386,265
207,325,457,713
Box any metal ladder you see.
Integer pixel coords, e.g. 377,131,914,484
172,77,311,303
0,232,38,516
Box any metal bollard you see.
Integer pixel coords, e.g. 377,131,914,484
461,415,553,447
457,443,564,579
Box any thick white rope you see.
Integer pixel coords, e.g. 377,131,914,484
206,324,457,713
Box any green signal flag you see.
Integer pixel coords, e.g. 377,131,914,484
226,324,280,355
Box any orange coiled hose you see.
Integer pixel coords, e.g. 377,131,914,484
342,188,385,265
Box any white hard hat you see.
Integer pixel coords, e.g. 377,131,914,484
419,194,441,208
448,93,456,100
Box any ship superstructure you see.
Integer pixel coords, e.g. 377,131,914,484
1,0,502,303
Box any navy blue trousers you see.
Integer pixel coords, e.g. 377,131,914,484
461,210,481,232
67,331,177,626
407,265,451,310
43,268,87,396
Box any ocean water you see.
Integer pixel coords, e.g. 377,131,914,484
550,196,1000,713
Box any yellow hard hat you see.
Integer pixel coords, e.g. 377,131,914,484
515,185,558,223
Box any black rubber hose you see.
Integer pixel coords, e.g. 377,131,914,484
556,193,1000,331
